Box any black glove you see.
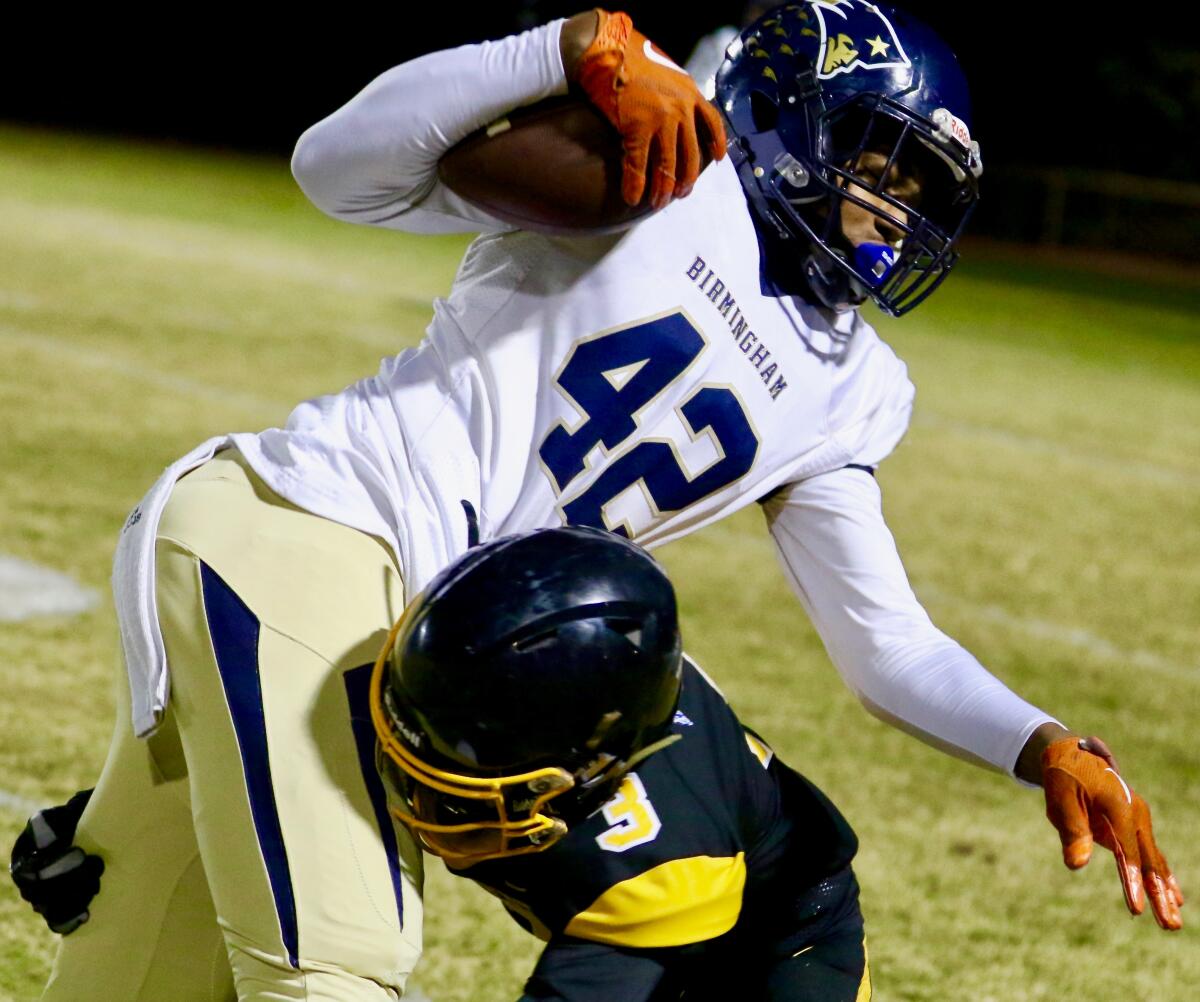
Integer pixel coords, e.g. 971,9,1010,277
9,789,104,935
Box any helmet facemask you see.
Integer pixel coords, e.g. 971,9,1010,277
772,92,981,315
373,733,575,864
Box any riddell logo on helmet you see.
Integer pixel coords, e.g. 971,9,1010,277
946,113,970,148
931,108,972,150
808,0,911,79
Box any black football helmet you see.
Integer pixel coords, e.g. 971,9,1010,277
369,526,683,864
715,1,983,315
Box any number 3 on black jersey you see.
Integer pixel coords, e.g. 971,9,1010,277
539,311,759,534
596,773,662,853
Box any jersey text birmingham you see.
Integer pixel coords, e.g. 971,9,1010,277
685,255,788,400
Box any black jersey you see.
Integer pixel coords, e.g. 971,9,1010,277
452,659,858,951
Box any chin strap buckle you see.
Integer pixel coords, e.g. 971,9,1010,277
804,250,868,313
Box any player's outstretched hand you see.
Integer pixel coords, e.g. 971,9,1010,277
9,789,104,935
570,9,726,209
1042,736,1183,930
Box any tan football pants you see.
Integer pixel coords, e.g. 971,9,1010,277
42,452,424,1001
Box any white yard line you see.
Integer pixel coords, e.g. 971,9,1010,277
0,788,42,816
1,197,434,304
0,555,99,622
0,287,415,354
913,412,1200,490
924,587,1197,683
0,324,288,418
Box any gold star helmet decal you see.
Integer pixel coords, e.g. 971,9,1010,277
866,34,891,57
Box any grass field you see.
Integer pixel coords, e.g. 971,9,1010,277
1,123,1197,1001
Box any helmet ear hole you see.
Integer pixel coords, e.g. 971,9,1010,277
606,617,646,649
749,89,780,133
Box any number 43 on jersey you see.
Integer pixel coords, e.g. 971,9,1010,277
538,311,760,534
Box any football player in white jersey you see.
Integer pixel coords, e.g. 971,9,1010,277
22,4,1181,1000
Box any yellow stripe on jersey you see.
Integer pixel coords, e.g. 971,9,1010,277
564,852,746,948
857,941,872,1001
744,732,774,768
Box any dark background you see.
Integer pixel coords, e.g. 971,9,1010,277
4,4,1197,256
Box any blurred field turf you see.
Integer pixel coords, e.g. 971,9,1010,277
1,124,1197,1001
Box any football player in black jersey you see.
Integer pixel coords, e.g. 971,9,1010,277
368,526,870,1001
11,525,1182,997
13,526,869,1000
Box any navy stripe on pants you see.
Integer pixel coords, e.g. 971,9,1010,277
201,561,300,969
344,663,408,928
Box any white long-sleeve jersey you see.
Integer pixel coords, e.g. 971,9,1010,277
114,20,1055,774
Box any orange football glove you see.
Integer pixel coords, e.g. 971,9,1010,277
573,9,726,210
1042,736,1183,930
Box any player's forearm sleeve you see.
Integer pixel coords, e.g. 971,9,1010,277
763,467,1058,779
291,20,568,233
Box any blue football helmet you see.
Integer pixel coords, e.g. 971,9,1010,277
715,1,983,315
370,526,683,863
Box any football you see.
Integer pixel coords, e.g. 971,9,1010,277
438,96,659,235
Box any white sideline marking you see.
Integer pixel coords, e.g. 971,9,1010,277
1,197,435,304
0,555,99,623
0,288,412,354
0,788,42,816
926,588,1197,683
915,412,1200,490
0,324,287,417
